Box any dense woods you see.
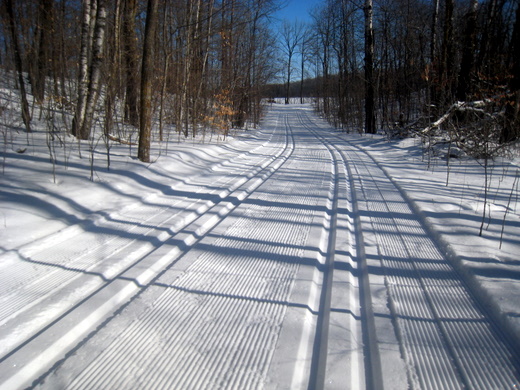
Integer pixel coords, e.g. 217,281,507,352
0,0,519,162
0,0,279,161
302,0,520,156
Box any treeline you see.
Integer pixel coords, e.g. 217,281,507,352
303,0,520,147
0,0,280,162
264,77,323,100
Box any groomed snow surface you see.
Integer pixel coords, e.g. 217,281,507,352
1,104,519,389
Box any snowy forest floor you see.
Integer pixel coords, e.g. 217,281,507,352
1,103,520,389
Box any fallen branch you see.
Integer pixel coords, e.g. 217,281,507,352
421,99,494,134
107,134,137,145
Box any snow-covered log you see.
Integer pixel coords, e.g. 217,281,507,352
421,99,494,134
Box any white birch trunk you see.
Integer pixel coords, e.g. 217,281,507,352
72,0,92,138
81,0,107,140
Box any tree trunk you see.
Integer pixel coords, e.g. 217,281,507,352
81,0,107,140
456,0,478,102
300,41,305,104
33,0,53,103
285,54,292,105
281,21,303,105
191,0,204,137
138,0,159,163
4,0,31,132
501,3,520,143
123,0,140,127
195,0,214,133
53,0,68,100
429,0,440,108
364,0,376,134
72,0,93,138
439,0,455,108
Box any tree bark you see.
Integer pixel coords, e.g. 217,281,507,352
81,0,107,140
33,0,53,103
300,34,306,104
281,21,302,105
439,0,455,108
501,3,520,143
123,0,140,127
456,0,478,102
72,0,93,138
428,0,440,108
4,0,31,132
138,0,159,162
364,0,376,134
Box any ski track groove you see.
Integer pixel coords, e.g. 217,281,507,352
82,138,320,388
62,113,330,389
68,188,298,384
3,107,520,389
362,158,517,389
1,134,282,300
12,112,287,388
298,110,520,389
70,108,514,389
0,112,305,388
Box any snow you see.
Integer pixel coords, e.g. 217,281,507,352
1,101,519,389
348,135,520,339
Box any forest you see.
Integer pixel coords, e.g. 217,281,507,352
0,0,519,162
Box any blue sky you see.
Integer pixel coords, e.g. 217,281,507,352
273,0,322,25
271,0,323,82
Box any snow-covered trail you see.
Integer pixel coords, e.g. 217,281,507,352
0,105,519,389
300,111,520,389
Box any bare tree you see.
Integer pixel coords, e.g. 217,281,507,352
33,0,53,104
71,0,107,140
280,20,303,104
138,0,159,163
438,0,455,109
502,3,520,143
311,3,334,117
82,0,107,140
3,0,31,132
71,0,94,139
122,0,140,128
364,0,376,134
456,0,478,102
298,24,312,104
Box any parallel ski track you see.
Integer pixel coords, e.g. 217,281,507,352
296,112,374,390
0,124,284,330
5,107,519,390
31,112,334,389
0,137,285,350
300,111,520,389
0,126,280,300
0,113,298,389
